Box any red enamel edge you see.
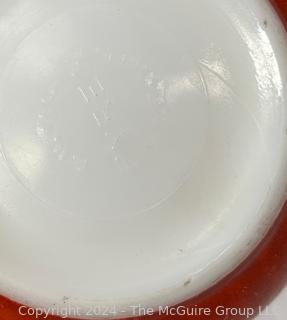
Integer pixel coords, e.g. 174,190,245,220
0,1,287,319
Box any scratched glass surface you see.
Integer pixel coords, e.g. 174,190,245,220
0,0,286,318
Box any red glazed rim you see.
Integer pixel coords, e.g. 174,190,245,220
0,1,287,319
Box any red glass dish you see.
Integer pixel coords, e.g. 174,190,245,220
0,1,286,319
